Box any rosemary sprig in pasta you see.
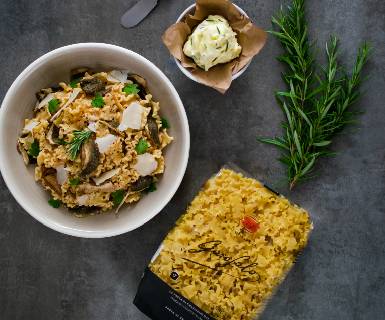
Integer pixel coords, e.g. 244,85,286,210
68,129,92,160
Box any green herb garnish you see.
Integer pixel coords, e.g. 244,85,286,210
67,129,93,160
48,98,60,114
225,41,229,52
28,140,40,158
216,26,221,34
111,190,125,206
69,78,81,88
161,117,170,129
69,177,80,186
257,0,371,189
48,198,61,208
135,138,149,155
146,182,157,193
123,83,140,95
91,93,105,108
57,138,68,145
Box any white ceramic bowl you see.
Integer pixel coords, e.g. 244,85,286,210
0,43,190,238
174,3,251,83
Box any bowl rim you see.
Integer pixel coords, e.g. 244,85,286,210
0,42,190,238
174,3,251,83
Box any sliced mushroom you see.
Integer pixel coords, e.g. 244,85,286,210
98,120,124,137
41,167,62,196
147,117,160,147
17,140,30,165
35,86,62,102
92,168,120,186
115,176,154,214
35,93,55,112
77,182,119,193
80,134,100,177
69,205,101,216
127,74,148,99
42,166,56,176
131,176,153,192
47,124,60,145
71,67,89,81
80,77,105,95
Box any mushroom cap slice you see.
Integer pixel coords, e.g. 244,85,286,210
127,74,148,99
17,140,30,165
80,134,100,177
47,124,60,145
69,206,101,217
71,67,89,81
41,173,62,196
131,176,153,192
77,182,119,193
147,117,160,147
80,77,105,95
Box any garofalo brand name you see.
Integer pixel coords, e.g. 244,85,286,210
183,240,260,281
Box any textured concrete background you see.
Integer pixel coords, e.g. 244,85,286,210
0,0,384,319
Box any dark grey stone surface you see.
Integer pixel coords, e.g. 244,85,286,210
0,0,384,319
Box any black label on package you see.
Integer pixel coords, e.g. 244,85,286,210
134,268,214,320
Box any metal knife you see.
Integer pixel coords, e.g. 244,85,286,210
120,0,158,28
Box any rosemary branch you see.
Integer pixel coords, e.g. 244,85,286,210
67,129,92,160
258,0,371,189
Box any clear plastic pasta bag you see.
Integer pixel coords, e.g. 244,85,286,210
134,164,313,320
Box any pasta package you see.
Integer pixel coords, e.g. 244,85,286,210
134,167,312,320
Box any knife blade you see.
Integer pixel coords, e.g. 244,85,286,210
120,0,158,29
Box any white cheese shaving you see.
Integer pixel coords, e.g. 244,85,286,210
56,165,68,185
50,88,81,121
37,93,54,110
118,102,146,131
23,120,39,133
76,194,89,206
95,134,117,153
87,121,98,132
92,168,120,186
133,153,158,176
106,70,131,83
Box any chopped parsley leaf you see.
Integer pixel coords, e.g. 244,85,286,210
48,198,61,208
161,117,170,129
135,138,149,154
48,98,60,114
111,190,125,206
91,93,105,108
69,177,80,186
69,78,81,88
123,83,140,95
146,182,157,193
28,140,40,158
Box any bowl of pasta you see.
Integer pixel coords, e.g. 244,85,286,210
0,43,190,238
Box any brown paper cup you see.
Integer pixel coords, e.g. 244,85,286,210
162,0,267,93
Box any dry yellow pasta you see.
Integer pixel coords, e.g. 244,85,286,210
148,168,312,320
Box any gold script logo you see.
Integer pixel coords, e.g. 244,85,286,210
182,240,260,282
